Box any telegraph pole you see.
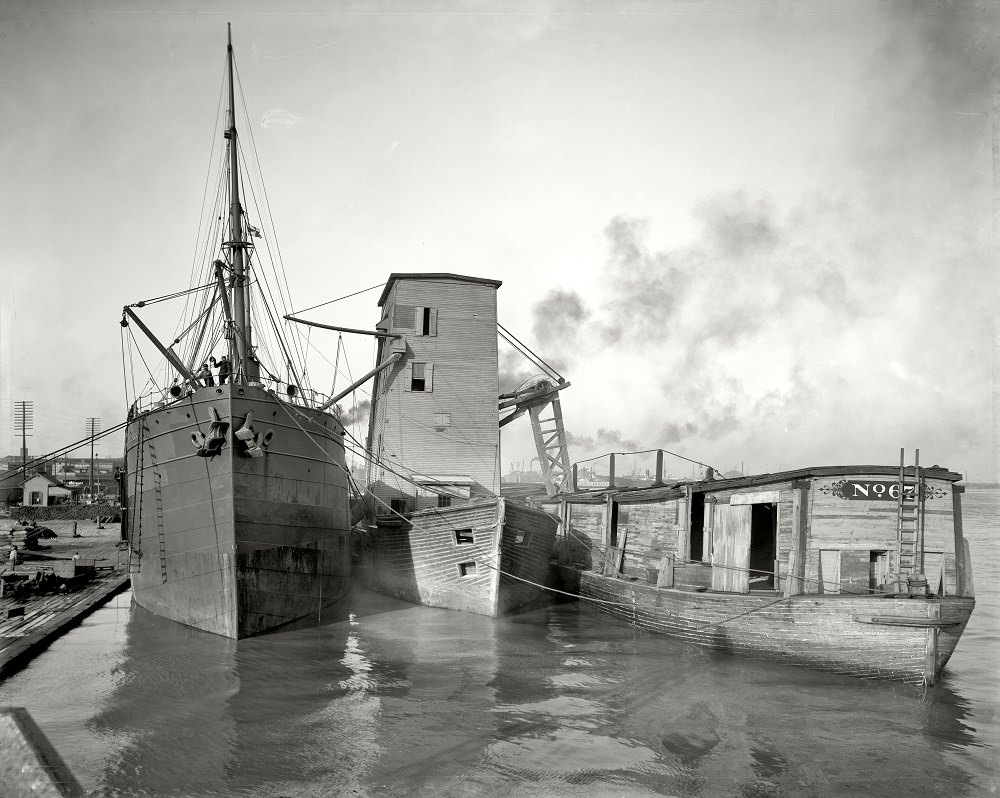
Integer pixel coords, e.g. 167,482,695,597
86,417,100,501
13,400,32,475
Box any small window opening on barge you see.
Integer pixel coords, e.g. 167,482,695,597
455,529,474,545
458,561,477,577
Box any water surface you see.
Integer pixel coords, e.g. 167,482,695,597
3,486,997,797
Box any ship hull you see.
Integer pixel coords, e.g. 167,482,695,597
553,564,974,686
124,384,351,638
356,498,557,617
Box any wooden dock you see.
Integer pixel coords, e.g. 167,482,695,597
0,519,130,679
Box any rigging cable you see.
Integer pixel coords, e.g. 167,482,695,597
497,322,563,382
291,282,385,316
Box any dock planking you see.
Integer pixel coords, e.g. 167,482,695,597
0,519,130,679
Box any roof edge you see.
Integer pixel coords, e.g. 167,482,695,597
378,273,503,306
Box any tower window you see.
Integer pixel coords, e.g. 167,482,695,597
415,307,438,336
407,362,433,392
458,561,478,577
434,412,451,429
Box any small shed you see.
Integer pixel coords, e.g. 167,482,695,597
21,473,73,506
0,470,24,506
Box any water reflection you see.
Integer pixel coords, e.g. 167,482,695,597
0,577,991,797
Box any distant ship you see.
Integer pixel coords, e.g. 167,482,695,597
120,28,351,638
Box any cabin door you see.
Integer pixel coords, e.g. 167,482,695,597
711,504,752,593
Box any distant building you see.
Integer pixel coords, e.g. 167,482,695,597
21,472,73,506
366,273,502,515
0,455,123,504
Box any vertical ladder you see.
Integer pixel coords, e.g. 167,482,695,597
128,422,145,574
154,469,167,584
896,448,924,581
144,427,168,584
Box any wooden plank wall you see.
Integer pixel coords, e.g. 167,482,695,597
562,501,606,569
805,475,957,593
618,498,684,580
368,277,501,502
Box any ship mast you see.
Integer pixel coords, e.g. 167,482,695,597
225,24,255,383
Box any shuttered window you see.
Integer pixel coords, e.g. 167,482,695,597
404,362,433,392
393,304,414,329
414,307,438,336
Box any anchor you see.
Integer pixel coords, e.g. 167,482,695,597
235,410,274,457
192,407,230,457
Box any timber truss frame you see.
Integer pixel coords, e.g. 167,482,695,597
499,379,572,496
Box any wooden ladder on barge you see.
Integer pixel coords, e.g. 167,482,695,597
895,448,924,584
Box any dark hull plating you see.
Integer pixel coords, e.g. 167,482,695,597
124,384,351,638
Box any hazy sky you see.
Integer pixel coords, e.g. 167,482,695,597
2,1,997,481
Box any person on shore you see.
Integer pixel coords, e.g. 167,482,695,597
7,544,16,571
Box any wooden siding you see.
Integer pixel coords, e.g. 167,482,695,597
545,467,962,599
356,498,556,616
497,501,559,613
368,276,500,501
710,504,751,592
805,474,958,594
615,498,684,579
554,565,975,686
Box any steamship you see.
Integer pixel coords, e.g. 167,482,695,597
120,28,351,638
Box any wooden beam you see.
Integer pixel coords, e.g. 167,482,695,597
284,314,401,338
122,307,199,385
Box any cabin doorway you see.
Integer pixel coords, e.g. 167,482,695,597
710,498,778,594
748,503,777,590
689,493,705,562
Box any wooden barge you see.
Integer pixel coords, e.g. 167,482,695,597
539,453,975,686
355,497,557,617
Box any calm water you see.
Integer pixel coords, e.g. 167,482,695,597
2,487,997,797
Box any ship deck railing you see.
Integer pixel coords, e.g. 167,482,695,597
130,375,340,418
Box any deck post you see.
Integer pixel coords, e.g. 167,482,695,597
953,486,970,597
654,450,664,485
608,454,615,488
786,486,807,596
657,553,674,587
924,602,941,686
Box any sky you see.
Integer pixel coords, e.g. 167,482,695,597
1,0,998,482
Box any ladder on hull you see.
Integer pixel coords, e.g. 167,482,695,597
896,448,924,584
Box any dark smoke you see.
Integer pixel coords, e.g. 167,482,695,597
340,399,371,427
